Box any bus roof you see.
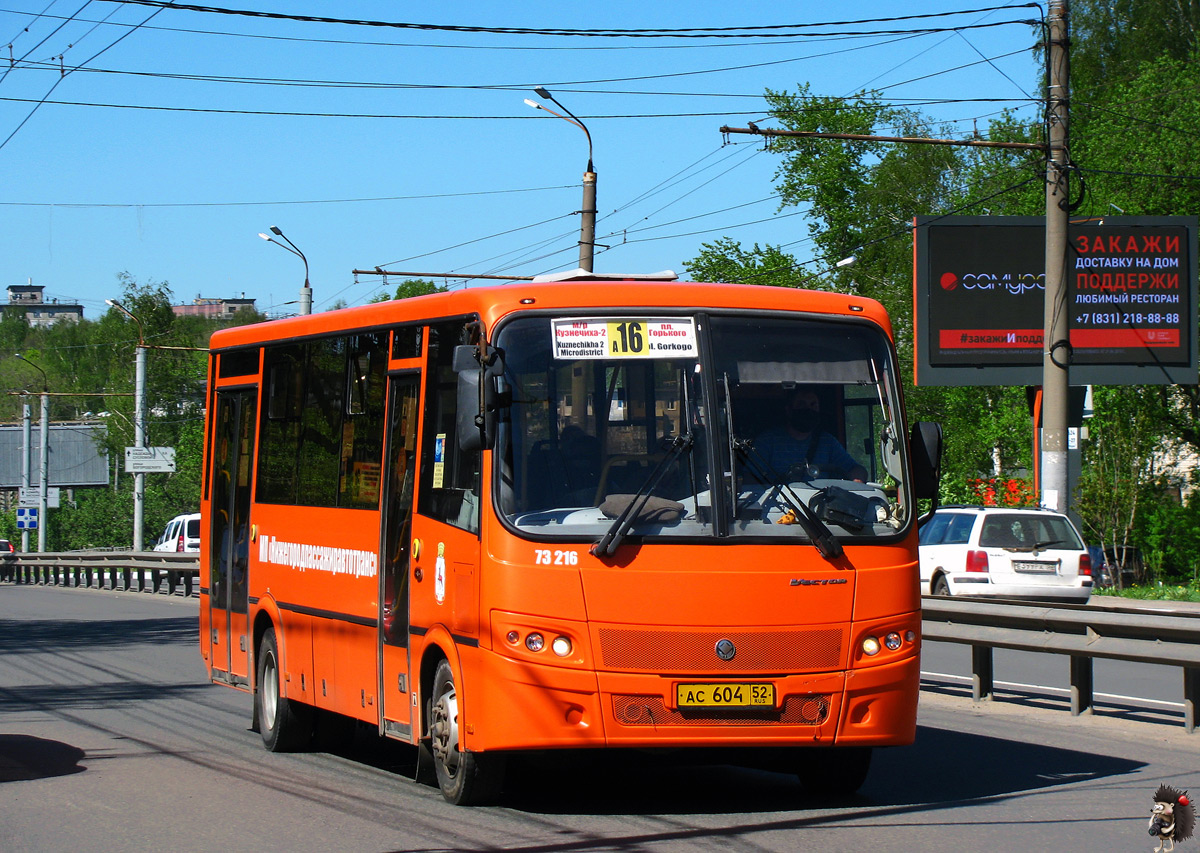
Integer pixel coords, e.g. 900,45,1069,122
208,280,892,351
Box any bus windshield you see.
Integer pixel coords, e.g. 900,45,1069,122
495,312,911,543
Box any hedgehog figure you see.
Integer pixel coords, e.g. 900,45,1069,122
1150,784,1195,852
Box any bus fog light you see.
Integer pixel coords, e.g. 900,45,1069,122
905,630,916,643
506,631,520,645
525,632,545,652
551,636,572,657
884,632,902,651
862,636,881,656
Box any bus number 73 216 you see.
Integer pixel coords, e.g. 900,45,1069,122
200,275,941,805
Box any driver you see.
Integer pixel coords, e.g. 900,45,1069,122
754,386,868,482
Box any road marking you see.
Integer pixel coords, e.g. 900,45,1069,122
921,671,1185,710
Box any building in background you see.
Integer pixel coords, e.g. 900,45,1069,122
4,282,83,327
171,295,257,320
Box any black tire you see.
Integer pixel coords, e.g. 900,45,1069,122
427,659,504,805
257,627,312,752
796,746,872,798
932,575,951,597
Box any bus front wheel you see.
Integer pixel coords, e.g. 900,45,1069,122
427,659,504,805
257,627,312,752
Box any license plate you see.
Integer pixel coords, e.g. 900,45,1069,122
676,682,776,708
1013,561,1057,574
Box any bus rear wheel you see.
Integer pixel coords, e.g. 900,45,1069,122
427,659,504,805
257,627,312,752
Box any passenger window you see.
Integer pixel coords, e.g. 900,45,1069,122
257,333,388,508
918,513,949,545
942,514,975,545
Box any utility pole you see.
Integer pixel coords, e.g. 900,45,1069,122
1041,0,1071,512
21,400,30,552
107,299,149,549
133,341,147,550
38,390,48,552
526,88,597,272
15,353,50,551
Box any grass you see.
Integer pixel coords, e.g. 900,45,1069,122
1094,580,1200,602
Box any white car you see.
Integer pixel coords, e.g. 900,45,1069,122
918,506,1093,602
152,513,201,553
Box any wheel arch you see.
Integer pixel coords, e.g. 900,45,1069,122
417,626,462,739
251,597,283,692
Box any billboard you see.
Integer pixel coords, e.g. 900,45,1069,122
913,216,1198,385
0,423,110,487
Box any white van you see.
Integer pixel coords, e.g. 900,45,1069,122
152,513,201,552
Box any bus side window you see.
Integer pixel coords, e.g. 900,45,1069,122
418,319,482,533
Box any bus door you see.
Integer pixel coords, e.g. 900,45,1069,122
208,388,256,687
379,373,420,738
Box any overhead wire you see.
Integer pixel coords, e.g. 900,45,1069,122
108,3,1043,39
0,4,1040,52
0,2,1051,305
0,0,93,86
0,0,168,152
0,183,575,208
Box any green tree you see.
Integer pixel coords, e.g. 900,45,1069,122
684,239,808,288
687,86,1042,500
1069,0,1200,92
0,272,232,549
368,278,448,302
1075,386,1175,587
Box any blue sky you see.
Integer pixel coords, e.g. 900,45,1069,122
0,1,1044,318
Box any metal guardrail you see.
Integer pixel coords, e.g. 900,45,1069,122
3,558,1197,730
0,551,199,597
922,595,1200,732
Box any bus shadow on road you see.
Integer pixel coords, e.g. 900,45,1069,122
488,724,1144,815
0,734,86,783
0,616,195,653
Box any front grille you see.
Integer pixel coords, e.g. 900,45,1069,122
597,627,843,673
611,693,832,727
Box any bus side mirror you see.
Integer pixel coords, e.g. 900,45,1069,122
910,421,943,501
453,344,508,452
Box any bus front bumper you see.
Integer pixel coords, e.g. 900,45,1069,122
464,652,919,752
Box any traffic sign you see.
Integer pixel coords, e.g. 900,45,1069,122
125,446,176,473
16,507,37,529
18,486,59,508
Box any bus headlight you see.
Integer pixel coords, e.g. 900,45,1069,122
884,632,902,651
525,632,545,652
551,636,572,657
861,636,881,656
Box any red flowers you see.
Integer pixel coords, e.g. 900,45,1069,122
967,477,1036,507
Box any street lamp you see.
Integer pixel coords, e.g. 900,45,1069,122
259,226,312,315
14,351,47,391
106,299,148,550
14,352,49,552
525,87,597,273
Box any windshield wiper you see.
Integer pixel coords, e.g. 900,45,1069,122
1030,539,1065,551
591,433,694,559
733,437,843,561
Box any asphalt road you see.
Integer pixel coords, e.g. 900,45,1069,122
2,584,1198,852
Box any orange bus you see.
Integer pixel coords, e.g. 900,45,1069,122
200,276,942,804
